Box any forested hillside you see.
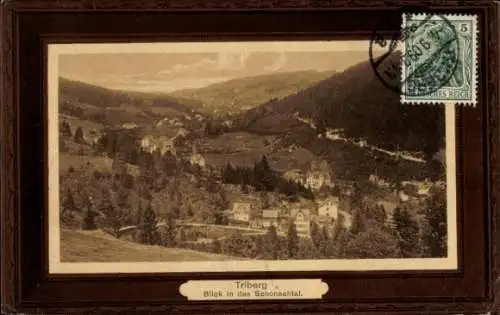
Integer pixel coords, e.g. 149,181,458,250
234,54,445,159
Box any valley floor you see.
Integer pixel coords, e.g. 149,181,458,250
60,229,240,262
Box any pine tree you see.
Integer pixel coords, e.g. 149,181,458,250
240,183,249,194
260,191,270,209
178,227,187,243
211,190,229,225
83,197,98,230
392,206,420,257
138,204,159,245
61,121,72,137
96,133,109,154
332,215,344,241
135,201,144,226
310,220,321,249
421,187,447,257
223,163,235,183
315,114,327,137
259,155,276,191
160,213,177,247
212,238,222,253
319,225,330,257
262,225,279,259
62,188,78,213
350,208,365,234
375,204,387,224
74,126,86,145
297,238,319,259
112,152,128,175
253,155,276,191
100,191,122,236
286,221,299,259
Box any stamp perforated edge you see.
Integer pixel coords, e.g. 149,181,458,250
400,13,479,107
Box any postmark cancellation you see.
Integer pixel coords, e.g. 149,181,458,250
401,14,478,106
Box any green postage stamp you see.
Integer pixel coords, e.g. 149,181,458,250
401,13,478,106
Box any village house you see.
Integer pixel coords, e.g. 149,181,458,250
277,206,291,226
261,209,279,228
310,160,330,172
314,215,335,230
189,143,206,168
168,118,180,126
231,202,252,222
368,174,379,183
283,169,307,186
305,171,332,190
369,174,390,188
325,128,344,140
176,128,189,137
140,135,176,155
82,128,101,145
356,139,368,147
121,122,138,130
154,117,170,128
401,179,433,197
304,160,334,190
190,154,206,168
283,169,306,185
417,186,431,196
316,196,339,219
287,144,301,153
398,190,410,202
435,180,446,188
291,208,311,238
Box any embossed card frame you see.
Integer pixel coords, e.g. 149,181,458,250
1,1,499,314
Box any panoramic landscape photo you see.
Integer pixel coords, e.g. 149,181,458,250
49,41,454,270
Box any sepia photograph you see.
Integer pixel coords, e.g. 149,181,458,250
47,41,457,273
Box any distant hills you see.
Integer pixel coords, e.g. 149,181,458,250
170,70,335,115
59,77,202,126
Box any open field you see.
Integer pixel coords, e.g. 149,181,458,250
59,153,114,175
60,229,240,262
198,132,276,153
60,114,104,131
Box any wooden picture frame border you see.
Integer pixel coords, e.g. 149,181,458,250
1,0,499,314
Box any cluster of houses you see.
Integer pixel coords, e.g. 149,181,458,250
154,117,186,128
368,174,391,188
282,160,334,190
398,179,445,201
140,135,177,155
229,196,349,238
153,113,205,129
282,160,355,195
369,173,446,199
139,133,207,168
139,127,188,156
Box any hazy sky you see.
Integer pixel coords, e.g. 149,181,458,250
57,41,382,93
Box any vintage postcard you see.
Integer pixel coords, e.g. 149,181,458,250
47,40,458,273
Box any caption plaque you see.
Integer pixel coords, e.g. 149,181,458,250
179,279,328,300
